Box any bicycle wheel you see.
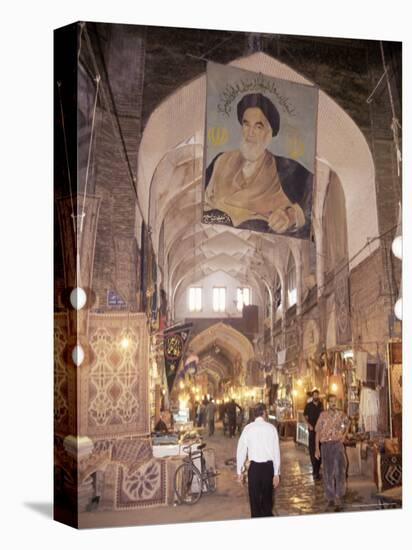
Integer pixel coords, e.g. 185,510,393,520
174,463,202,504
206,468,217,493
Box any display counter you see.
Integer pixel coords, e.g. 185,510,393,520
151,430,202,459
296,422,309,447
152,444,182,458
295,410,309,447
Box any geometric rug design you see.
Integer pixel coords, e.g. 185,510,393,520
54,317,69,432
88,327,139,427
112,438,152,464
115,459,167,509
87,313,149,437
380,454,402,491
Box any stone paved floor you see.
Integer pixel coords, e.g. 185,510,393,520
79,423,387,529
273,440,379,516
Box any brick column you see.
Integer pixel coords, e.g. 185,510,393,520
314,162,330,298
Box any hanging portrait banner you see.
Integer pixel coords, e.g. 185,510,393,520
202,62,318,239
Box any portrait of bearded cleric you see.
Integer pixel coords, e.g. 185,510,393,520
203,92,313,238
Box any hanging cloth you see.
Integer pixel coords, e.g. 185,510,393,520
327,352,334,375
378,353,386,388
277,349,286,366
320,352,328,372
359,387,379,432
355,351,368,382
333,352,342,375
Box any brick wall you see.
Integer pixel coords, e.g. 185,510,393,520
78,25,146,312
349,248,392,432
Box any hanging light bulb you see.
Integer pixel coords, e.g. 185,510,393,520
391,235,402,260
394,298,402,321
72,344,85,366
121,336,130,350
331,383,338,393
70,287,87,309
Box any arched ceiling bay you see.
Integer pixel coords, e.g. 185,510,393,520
198,347,233,380
139,52,378,305
189,322,255,374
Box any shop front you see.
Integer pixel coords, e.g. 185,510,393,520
286,339,402,497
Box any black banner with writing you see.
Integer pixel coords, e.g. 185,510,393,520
163,323,192,393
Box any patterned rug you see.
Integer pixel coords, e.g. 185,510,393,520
115,459,168,510
86,313,149,437
112,438,152,464
379,454,402,491
54,314,69,433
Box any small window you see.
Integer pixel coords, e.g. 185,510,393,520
213,287,226,312
264,287,270,317
237,287,251,311
274,274,282,309
188,287,202,312
287,255,297,308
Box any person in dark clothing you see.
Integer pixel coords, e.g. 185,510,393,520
226,399,242,438
218,402,225,421
248,402,256,424
236,407,244,434
206,399,217,436
154,416,168,433
222,405,229,436
304,389,324,480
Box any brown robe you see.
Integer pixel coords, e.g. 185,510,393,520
205,149,304,229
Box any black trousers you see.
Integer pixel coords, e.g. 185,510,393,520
247,461,274,517
308,430,321,477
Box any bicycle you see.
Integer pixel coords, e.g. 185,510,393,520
173,442,219,504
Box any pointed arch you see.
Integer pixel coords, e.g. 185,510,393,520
189,322,255,382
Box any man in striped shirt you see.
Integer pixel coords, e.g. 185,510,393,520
315,394,350,510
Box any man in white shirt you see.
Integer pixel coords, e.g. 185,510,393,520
236,403,281,517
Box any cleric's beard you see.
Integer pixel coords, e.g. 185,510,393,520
240,137,269,162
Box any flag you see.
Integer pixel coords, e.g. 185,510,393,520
163,322,193,393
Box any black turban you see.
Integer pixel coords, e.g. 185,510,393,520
237,93,280,136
